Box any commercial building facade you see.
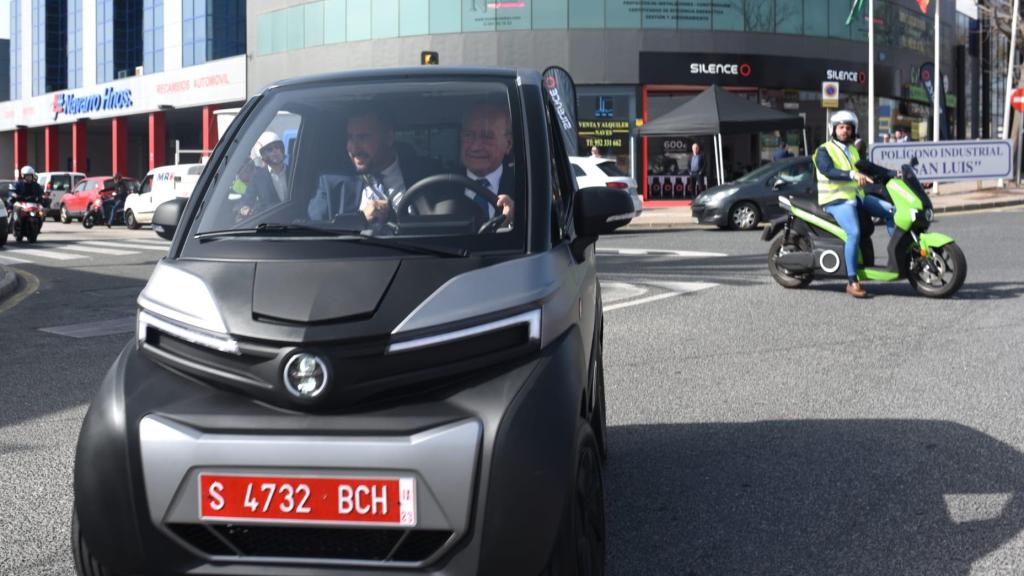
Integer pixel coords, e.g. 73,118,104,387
1,0,247,180
247,0,998,200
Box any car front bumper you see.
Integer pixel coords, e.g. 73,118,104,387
74,329,586,576
691,203,725,225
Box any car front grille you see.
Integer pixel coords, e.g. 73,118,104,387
168,523,453,564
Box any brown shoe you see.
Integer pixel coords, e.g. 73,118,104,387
846,281,868,298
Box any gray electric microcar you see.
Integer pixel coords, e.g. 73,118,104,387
72,67,633,575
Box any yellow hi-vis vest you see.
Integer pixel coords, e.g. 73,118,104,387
814,140,863,206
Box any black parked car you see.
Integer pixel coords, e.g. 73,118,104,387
692,156,817,230
72,67,632,576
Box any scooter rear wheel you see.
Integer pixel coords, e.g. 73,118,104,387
768,235,813,289
908,242,967,298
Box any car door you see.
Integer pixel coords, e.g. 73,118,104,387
65,180,89,214
767,161,815,217
128,175,154,222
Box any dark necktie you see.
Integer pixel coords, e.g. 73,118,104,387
474,178,492,217
363,173,384,199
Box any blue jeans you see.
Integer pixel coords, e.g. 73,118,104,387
823,196,895,280
107,198,123,226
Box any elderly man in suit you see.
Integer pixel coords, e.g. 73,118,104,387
459,102,515,226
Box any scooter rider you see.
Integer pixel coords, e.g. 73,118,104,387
814,111,894,299
13,165,43,203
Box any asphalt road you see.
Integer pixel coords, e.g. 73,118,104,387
1,208,1023,575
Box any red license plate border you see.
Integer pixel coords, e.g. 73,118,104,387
197,472,418,528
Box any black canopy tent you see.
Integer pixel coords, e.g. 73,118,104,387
639,85,807,187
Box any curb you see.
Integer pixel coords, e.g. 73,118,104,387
621,197,1024,231
0,264,19,304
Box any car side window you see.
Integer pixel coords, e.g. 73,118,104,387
572,164,585,178
545,105,575,244
139,176,153,195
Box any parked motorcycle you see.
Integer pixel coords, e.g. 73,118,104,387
7,193,45,243
762,157,967,298
82,191,124,229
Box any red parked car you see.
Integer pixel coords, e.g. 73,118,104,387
59,176,138,223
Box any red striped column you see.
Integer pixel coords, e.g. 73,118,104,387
112,117,128,176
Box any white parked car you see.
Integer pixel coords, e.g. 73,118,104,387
569,156,642,227
123,164,204,229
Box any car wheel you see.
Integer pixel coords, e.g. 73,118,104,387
729,201,761,230
590,339,608,462
72,510,123,576
125,210,139,230
543,420,606,576
60,205,71,224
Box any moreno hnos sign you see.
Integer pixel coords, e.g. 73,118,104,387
52,87,134,121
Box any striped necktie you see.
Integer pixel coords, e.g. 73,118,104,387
474,178,492,217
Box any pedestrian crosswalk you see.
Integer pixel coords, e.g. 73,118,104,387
0,236,170,267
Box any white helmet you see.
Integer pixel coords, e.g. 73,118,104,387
829,110,859,139
20,165,36,177
251,131,283,162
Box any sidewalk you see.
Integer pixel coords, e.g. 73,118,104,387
0,264,18,303
623,185,1024,230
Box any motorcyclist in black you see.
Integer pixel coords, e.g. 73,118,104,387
12,165,44,203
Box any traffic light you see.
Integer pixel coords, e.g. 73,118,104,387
421,51,439,66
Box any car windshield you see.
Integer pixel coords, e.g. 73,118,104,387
734,162,784,183
192,79,525,255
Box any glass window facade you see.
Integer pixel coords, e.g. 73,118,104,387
184,0,246,66
10,0,21,99
97,0,142,82
143,0,164,73
96,0,113,81
68,0,83,88
32,0,68,96
254,0,943,56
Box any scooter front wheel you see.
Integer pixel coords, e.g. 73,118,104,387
768,235,813,289
82,213,95,229
908,242,967,298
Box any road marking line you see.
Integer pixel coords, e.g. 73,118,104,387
0,269,40,314
597,247,728,258
60,245,139,256
82,241,169,252
603,281,718,312
0,254,32,264
604,292,681,311
4,248,87,260
39,317,136,338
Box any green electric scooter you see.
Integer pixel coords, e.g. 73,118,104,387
762,157,967,298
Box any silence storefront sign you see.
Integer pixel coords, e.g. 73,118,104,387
640,52,887,94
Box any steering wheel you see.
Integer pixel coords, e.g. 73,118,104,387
396,173,503,234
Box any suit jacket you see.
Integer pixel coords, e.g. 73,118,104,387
239,166,284,213
462,163,516,220
307,147,443,222
688,154,706,178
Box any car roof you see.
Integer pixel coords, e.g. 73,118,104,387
262,66,536,94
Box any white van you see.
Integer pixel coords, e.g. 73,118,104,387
124,164,204,229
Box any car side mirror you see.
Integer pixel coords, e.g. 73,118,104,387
772,177,786,190
571,186,636,258
152,197,187,240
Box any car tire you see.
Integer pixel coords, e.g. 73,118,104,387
590,339,608,462
125,210,139,230
72,510,123,576
60,205,71,224
542,420,606,576
729,201,761,230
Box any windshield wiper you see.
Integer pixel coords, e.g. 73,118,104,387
194,223,470,258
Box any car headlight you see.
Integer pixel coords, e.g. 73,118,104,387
136,261,239,354
705,190,733,206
